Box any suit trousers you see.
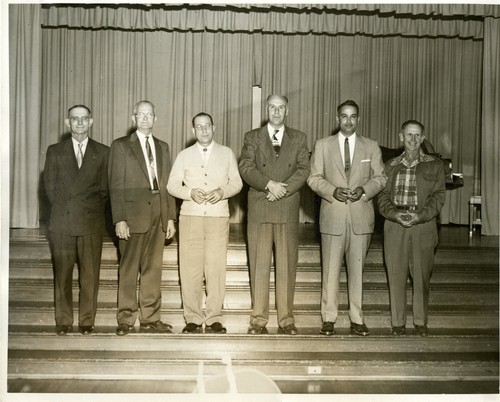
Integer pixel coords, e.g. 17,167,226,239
321,212,371,325
179,215,229,325
50,231,102,326
384,219,438,327
117,193,165,325
247,221,298,328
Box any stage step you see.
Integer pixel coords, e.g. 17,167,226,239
7,225,499,394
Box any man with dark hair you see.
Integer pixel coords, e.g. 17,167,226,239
44,105,109,335
239,94,310,335
108,100,176,336
377,119,445,337
168,112,242,334
308,100,386,337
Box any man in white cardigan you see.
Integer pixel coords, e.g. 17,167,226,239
168,113,243,334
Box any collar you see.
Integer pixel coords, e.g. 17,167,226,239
390,149,434,167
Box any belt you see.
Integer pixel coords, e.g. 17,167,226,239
151,190,160,195
395,205,417,211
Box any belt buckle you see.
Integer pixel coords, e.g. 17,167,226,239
151,189,160,195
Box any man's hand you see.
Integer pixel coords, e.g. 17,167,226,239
395,211,419,227
333,187,351,203
205,189,224,204
165,220,176,239
191,188,206,204
348,187,364,202
115,221,130,240
266,180,288,200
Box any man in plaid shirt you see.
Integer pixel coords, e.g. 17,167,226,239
377,120,445,337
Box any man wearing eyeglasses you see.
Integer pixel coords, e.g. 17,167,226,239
239,95,310,335
44,105,109,336
167,112,242,334
108,100,176,336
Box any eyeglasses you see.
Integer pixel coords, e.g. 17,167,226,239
194,124,213,132
268,105,287,112
70,116,90,124
135,113,155,119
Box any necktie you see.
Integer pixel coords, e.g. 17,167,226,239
145,136,159,190
344,137,351,180
272,129,280,155
77,143,83,169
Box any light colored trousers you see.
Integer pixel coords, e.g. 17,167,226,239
179,215,229,325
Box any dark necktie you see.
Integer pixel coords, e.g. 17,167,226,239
272,129,280,155
77,143,83,169
145,136,159,190
344,137,351,180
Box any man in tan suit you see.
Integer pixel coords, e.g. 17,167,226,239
239,95,310,335
168,112,242,334
308,100,386,336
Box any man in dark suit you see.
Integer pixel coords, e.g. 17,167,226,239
308,100,386,337
239,94,310,335
108,100,176,336
44,104,109,335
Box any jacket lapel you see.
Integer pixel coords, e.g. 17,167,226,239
153,137,163,181
257,127,276,164
129,132,150,182
330,134,346,180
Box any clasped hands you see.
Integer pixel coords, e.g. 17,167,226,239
266,180,288,202
395,212,420,227
333,187,364,203
191,188,224,204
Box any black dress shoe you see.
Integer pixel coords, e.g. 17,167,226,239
247,324,268,335
116,324,134,336
415,324,429,337
278,324,298,335
320,321,335,336
56,325,72,336
182,323,203,334
390,326,406,336
140,320,173,333
79,325,95,335
205,322,227,334
350,322,370,336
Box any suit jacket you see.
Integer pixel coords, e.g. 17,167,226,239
377,152,445,223
44,137,109,236
108,131,176,233
239,125,310,223
307,133,386,235
167,141,243,217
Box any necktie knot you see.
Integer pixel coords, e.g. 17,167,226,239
272,129,280,156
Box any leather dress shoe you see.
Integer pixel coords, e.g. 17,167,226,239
140,320,173,333
350,322,370,336
415,324,429,337
247,324,268,335
79,325,95,335
390,326,406,336
205,322,227,334
116,324,134,336
182,323,203,334
56,325,72,336
320,321,335,336
278,324,298,335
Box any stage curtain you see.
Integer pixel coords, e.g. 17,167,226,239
256,33,482,224
39,28,254,223
41,4,485,39
481,18,500,235
9,4,42,228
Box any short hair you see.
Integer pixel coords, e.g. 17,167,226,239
134,100,155,114
192,112,214,127
266,94,289,105
337,100,359,115
68,104,91,117
401,120,425,133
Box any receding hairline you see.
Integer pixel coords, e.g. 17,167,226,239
134,100,156,114
266,95,289,105
67,105,91,117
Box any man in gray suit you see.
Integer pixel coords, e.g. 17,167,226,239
239,94,310,335
308,100,386,337
108,100,176,336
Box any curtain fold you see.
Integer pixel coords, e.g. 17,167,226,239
481,17,500,235
41,5,485,39
9,4,42,228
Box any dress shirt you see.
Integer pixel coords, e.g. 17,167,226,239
196,141,214,163
72,136,89,158
267,124,284,145
136,130,159,189
338,132,356,166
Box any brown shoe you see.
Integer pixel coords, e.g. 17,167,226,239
56,325,72,336
140,320,173,333
205,322,227,334
116,324,134,336
320,321,335,336
415,325,429,337
182,323,203,334
390,326,406,336
247,324,268,335
278,324,298,335
350,322,370,336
